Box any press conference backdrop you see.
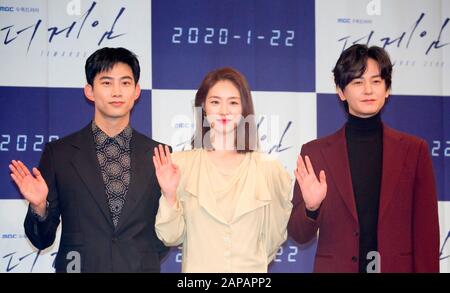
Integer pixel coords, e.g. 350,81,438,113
0,0,448,273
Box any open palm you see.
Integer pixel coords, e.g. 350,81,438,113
153,145,180,204
9,160,48,206
294,155,327,211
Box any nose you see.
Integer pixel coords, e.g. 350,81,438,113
112,82,122,97
364,80,373,95
219,103,228,115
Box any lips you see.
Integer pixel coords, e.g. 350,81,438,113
217,118,232,125
110,101,125,106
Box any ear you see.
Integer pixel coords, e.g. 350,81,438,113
84,84,94,102
133,83,141,102
385,88,391,99
336,87,346,101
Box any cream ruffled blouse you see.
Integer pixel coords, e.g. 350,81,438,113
155,149,293,273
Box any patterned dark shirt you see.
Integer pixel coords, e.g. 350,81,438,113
92,122,132,227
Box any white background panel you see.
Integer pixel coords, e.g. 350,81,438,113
0,200,60,272
439,201,450,273
0,0,151,89
252,92,317,174
316,0,449,96
151,89,197,149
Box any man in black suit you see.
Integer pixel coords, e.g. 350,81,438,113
9,47,168,272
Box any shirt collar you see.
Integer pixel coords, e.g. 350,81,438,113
91,121,132,148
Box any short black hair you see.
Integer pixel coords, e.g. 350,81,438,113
85,47,140,86
333,44,392,90
332,44,392,112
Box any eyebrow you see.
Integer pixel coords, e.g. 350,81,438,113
98,76,133,81
353,74,382,80
207,96,240,100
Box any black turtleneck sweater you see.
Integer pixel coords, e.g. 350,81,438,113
345,113,383,273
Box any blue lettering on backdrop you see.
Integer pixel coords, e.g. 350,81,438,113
0,1,126,53
441,230,450,261
338,13,449,55
2,250,57,272
257,117,293,154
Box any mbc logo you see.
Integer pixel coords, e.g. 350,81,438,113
0,6,14,12
1,234,17,239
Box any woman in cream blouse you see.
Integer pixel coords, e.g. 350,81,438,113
153,67,325,273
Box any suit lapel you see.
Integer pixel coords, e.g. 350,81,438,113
70,124,114,229
116,131,152,233
378,125,409,222
321,127,359,222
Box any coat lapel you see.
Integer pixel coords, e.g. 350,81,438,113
321,127,359,222
378,125,409,222
70,124,114,229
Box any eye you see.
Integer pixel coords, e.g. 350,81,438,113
210,100,219,105
122,81,131,86
102,81,111,86
373,79,382,84
352,80,363,85
231,101,240,105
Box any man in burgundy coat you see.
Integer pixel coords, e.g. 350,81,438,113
288,44,440,273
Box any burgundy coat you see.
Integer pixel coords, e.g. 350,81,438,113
288,124,440,272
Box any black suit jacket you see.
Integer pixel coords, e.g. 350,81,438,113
24,124,168,272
